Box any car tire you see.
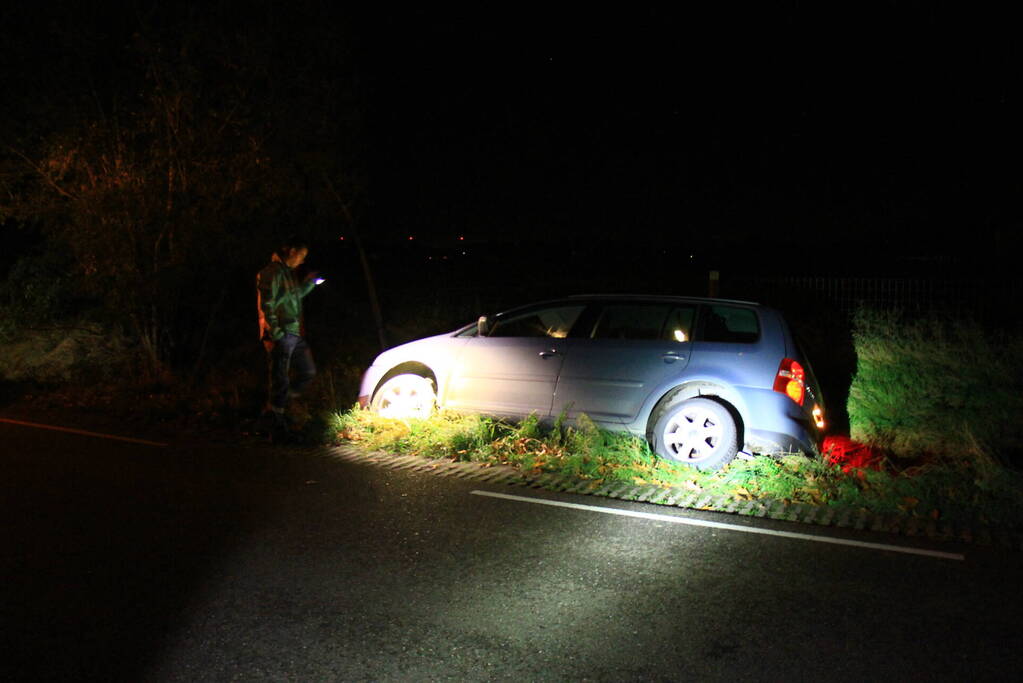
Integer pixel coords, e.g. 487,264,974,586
370,374,436,420
651,397,739,470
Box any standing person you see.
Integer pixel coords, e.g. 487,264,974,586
256,238,322,442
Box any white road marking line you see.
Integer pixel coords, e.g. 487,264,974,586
0,417,169,448
471,490,966,561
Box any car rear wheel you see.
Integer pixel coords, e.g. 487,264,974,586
371,374,436,420
651,397,738,470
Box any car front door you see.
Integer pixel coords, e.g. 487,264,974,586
445,304,585,419
552,303,695,424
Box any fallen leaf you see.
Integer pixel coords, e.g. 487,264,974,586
733,486,753,500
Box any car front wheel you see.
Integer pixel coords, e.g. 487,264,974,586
651,397,739,470
370,374,436,420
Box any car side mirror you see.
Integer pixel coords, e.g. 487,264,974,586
477,315,492,337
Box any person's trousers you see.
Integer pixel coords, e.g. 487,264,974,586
269,333,316,412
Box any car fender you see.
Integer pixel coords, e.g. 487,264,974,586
360,333,468,406
634,377,752,444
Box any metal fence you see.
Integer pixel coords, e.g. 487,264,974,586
720,274,1020,325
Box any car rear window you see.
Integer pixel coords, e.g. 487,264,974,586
699,305,760,343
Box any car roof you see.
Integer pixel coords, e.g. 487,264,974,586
487,294,769,320
565,293,764,307
457,294,775,334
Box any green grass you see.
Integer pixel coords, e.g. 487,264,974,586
328,407,1023,527
848,307,1023,462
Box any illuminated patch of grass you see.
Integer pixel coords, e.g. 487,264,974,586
329,407,1023,526
330,407,504,459
328,407,688,484
848,307,1023,461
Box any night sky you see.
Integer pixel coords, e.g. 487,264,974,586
367,6,1021,263
4,4,1021,270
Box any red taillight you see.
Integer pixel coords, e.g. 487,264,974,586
773,358,805,406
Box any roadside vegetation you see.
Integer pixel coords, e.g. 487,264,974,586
847,307,1023,463
329,405,1023,527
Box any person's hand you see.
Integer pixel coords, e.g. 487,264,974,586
262,329,282,353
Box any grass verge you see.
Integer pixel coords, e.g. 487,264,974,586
329,407,1023,528
848,307,1023,462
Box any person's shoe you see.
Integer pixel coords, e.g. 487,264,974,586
264,410,292,444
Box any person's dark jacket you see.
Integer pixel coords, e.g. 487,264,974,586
257,257,316,343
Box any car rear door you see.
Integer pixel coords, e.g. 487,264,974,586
551,302,695,423
686,303,771,387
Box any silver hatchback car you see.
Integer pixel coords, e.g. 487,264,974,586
358,295,826,470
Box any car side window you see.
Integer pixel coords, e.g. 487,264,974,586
699,305,760,343
590,305,671,340
661,305,697,343
489,305,585,338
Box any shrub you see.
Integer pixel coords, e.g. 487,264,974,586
847,307,1023,461
0,245,80,341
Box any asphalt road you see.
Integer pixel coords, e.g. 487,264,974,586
2,417,1022,681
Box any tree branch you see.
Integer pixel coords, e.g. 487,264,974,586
4,143,78,201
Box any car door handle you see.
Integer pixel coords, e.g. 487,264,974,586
539,349,559,358
662,352,685,362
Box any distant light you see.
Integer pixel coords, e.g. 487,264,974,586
458,236,465,241
408,236,415,241
339,236,345,241
673,329,687,342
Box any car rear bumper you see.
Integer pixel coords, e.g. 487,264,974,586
741,388,823,456
746,426,819,456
